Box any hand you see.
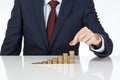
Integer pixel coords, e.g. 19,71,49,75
69,27,102,48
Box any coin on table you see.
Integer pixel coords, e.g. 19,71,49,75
52,58,58,64
47,59,52,64
63,53,68,64
58,55,63,64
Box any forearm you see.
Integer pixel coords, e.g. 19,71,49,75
0,0,22,55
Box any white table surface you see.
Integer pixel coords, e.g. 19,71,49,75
0,56,119,80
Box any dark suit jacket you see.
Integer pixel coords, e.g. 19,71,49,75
0,0,113,57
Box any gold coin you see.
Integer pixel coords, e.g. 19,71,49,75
58,55,63,64
41,61,47,64
69,50,75,64
63,53,68,64
32,62,42,64
52,58,58,64
69,50,75,56
47,60,52,64
58,55,63,59
63,53,68,56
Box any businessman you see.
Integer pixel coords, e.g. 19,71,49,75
0,0,113,57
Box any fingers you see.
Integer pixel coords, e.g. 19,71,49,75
78,30,93,46
69,27,89,46
69,32,79,46
69,27,102,46
81,35,91,44
86,38,93,45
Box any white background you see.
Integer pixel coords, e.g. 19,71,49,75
0,0,120,56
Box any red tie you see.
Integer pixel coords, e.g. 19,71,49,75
46,0,59,44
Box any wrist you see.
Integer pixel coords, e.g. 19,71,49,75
94,34,102,48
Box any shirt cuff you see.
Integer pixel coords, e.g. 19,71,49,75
89,34,105,52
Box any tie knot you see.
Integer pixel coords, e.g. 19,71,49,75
49,0,59,8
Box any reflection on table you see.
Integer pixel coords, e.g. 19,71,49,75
0,56,113,80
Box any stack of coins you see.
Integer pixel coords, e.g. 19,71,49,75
58,55,63,64
32,62,42,64
69,51,75,64
41,61,47,64
63,53,68,64
47,59,52,64
52,58,58,64
32,50,75,64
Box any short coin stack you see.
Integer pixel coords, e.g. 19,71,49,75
32,50,75,64
52,58,58,64
47,59,52,64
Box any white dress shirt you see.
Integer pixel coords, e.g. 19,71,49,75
44,0,62,27
43,0,105,52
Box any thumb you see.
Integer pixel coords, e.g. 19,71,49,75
69,33,79,46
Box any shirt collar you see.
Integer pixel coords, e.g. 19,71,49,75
44,0,62,5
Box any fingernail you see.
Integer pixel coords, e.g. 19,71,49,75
70,41,74,46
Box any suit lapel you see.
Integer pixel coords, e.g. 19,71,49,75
49,0,73,49
31,0,48,48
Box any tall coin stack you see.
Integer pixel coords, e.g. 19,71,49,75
58,55,63,64
69,51,75,64
63,53,68,64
